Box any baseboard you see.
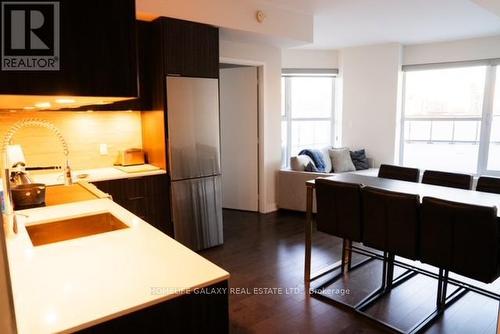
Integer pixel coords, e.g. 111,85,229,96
260,203,278,214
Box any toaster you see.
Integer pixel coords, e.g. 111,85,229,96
117,148,145,166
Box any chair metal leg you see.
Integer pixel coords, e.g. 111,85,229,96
311,239,375,290
341,239,352,273
436,269,449,310
385,253,395,291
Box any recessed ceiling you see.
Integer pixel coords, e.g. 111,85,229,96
263,0,500,49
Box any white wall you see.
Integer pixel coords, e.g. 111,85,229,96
220,40,282,213
403,35,500,65
340,43,403,166
136,0,313,45
281,49,339,69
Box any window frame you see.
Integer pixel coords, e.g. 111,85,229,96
399,59,500,176
281,73,337,167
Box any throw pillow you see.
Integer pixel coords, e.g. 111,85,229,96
329,148,356,173
290,155,314,171
304,161,319,172
350,149,369,170
298,149,326,172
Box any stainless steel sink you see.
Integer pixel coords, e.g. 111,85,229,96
26,213,129,246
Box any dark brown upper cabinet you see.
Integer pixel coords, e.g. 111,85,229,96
0,0,138,99
155,17,219,78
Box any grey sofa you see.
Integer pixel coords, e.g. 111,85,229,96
277,168,378,212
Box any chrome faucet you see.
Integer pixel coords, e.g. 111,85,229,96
1,119,72,234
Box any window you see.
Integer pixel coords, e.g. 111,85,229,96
400,61,500,176
281,73,337,167
487,66,500,171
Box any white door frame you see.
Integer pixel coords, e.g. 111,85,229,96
220,56,263,212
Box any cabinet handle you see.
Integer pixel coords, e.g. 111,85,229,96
128,196,146,201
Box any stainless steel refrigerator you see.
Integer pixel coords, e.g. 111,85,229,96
166,76,223,251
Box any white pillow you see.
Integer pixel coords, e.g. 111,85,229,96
290,155,314,171
319,146,333,173
329,148,355,173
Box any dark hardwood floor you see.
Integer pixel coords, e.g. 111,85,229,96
200,209,499,334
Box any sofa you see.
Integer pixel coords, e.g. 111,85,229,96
278,151,378,212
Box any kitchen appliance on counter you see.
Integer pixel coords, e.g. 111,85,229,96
167,76,223,251
116,149,146,166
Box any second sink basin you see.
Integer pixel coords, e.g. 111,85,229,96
26,212,129,246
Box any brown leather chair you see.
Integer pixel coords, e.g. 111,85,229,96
420,197,499,284
378,164,420,183
476,176,500,194
421,170,473,190
316,179,363,242
362,187,420,261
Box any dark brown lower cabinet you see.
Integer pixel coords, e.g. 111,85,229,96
77,280,229,333
92,174,172,236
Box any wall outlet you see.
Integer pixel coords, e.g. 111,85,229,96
99,144,109,156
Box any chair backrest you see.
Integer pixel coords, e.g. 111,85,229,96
362,186,420,260
420,197,499,283
421,170,472,190
476,176,500,195
378,164,420,183
315,179,363,242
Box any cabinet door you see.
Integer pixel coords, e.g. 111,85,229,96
93,175,172,236
161,18,219,78
144,175,173,236
0,0,138,98
163,19,187,76
183,22,219,78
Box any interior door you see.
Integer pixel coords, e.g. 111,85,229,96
219,66,259,212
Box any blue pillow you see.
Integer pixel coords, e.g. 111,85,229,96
350,149,369,170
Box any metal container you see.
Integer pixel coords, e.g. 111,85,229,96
11,184,46,210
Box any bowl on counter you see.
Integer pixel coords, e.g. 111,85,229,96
11,183,46,210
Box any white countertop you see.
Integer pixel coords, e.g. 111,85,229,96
29,165,167,186
5,199,229,334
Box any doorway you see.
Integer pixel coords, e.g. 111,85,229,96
219,64,259,212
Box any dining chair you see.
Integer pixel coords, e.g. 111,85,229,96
421,170,473,190
378,164,420,183
358,186,419,310
315,179,363,274
476,176,500,194
420,197,499,314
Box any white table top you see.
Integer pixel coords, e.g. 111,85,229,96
311,173,500,217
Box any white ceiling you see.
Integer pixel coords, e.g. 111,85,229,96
263,0,500,49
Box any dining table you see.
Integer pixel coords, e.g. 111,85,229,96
304,173,500,285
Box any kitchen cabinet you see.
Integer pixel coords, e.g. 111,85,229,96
79,20,153,111
92,174,172,236
0,0,138,98
156,18,219,78
78,281,229,333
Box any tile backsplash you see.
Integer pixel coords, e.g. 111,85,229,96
0,111,143,171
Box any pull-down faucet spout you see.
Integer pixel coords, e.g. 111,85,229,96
1,119,72,234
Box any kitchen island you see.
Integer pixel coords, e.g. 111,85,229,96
4,197,229,333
